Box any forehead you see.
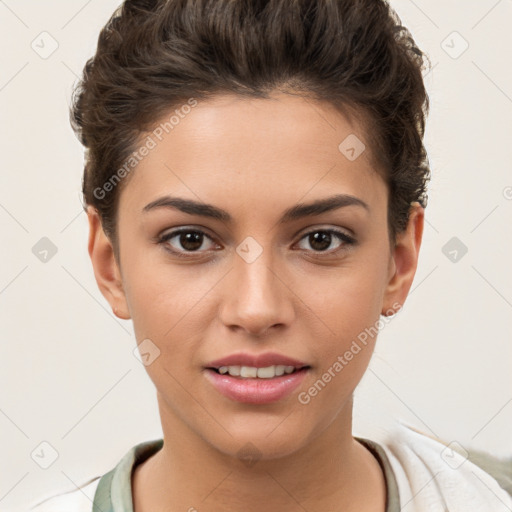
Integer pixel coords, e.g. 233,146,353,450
119,92,387,215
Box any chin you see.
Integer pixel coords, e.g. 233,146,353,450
222,438,305,465
201,417,313,464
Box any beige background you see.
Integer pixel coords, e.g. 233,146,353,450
1,1,511,510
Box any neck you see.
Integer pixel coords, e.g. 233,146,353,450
132,394,386,512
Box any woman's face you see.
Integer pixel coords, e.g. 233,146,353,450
90,92,422,460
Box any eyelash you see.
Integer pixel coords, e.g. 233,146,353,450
157,227,356,258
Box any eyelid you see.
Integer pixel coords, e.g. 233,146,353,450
295,223,355,239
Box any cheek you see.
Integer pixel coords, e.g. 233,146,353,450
296,278,383,418
119,238,214,338
299,253,389,377
126,273,214,346
303,259,388,336
309,289,380,382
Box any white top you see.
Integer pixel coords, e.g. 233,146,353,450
29,477,100,512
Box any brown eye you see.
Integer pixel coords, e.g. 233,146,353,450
308,232,332,251
296,229,355,254
177,231,204,251
158,229,217,254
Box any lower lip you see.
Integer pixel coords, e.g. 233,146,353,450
203,368,309,404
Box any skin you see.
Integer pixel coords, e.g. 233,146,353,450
88,92,424,512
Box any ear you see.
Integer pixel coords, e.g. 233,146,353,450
87,206,131,320
381,202,424,316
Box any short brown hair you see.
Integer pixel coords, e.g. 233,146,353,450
71,0,431,249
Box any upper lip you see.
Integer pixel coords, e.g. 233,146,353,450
205,352,310,369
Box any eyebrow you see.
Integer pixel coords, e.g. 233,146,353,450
142,193,369,224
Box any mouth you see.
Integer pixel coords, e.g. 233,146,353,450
206,364,310,379
202,353,311,403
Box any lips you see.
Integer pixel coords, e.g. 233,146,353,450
203,352,311,403
205,352,309,370
205,352,310,379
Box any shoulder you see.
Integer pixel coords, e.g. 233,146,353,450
27,438,164,512
377,420,512,511
28,477,100,512
463,445,512,497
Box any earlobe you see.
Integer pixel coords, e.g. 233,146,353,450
87,206,131,320
381,202,424,316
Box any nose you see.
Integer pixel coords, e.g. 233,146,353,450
219,246,295,337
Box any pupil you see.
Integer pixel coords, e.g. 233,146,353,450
310,232,331,251
181,232,203,251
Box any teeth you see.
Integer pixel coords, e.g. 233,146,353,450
216,365,302,378
257,366,275,378
240,366,258,378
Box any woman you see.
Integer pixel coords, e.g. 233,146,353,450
30,0,512,510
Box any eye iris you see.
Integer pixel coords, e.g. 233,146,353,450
180,231,203,251
309,231,331,251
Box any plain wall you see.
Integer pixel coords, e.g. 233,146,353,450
0,1,511,510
